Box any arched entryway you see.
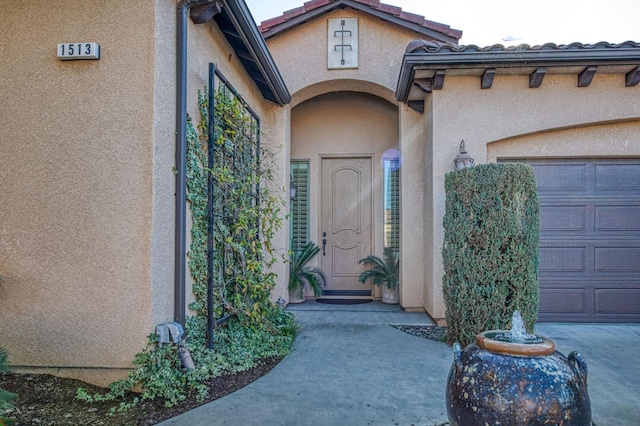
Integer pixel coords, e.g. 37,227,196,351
290,90,400,300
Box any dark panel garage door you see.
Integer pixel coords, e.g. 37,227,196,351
517,159,640,322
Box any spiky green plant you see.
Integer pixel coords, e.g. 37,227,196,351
289,241,326,299
358,247,399,289
1,348,17,425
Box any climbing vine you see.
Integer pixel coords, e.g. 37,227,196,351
187,86,285,326
77,85,295,411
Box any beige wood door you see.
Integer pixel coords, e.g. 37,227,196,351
321,157,373,296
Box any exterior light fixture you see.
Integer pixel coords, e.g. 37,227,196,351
276,297,287,309
290,175,298,200
454,140,475,170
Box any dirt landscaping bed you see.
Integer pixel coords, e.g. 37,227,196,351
0,356,281,425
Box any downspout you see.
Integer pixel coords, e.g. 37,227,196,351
175,0,217,325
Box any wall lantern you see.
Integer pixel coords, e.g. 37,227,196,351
454,140,475,170
290,175,298,200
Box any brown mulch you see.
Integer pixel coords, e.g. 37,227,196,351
0,356,281,425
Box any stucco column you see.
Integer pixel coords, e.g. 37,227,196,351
398,103,426,311
263,104,291,303
428,88,489,324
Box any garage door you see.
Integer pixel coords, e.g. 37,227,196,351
518,159,640,322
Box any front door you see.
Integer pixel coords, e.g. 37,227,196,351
321,157,373,296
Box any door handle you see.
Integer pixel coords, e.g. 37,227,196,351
322,232,327,256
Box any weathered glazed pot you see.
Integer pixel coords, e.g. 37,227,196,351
381,285,399,304
446,330,591,426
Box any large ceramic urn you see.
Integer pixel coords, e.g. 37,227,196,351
446,312,591,426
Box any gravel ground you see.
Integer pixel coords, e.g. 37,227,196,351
391,324,448,343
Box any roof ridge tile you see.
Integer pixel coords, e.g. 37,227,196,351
258,0,462,40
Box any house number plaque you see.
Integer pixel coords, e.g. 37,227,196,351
57,43,100,60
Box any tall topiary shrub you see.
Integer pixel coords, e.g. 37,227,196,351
442,163,539,346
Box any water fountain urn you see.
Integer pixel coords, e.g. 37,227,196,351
446,312,591,425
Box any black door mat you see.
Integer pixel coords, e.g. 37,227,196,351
316,299,373,305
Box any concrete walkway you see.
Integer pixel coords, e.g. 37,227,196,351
160,301,640,425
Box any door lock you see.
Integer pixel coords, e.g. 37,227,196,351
322,232,327,256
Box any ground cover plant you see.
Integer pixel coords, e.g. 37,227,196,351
442,163,539,346
0,358,280,425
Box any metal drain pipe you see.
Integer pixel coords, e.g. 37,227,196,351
175,0,218,326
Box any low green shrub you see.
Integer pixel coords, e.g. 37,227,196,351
442,163,539,346
76,306,296,412
1,348,17,425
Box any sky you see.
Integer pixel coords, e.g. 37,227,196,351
244,0,639,46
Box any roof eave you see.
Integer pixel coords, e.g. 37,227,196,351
219,0,291,105
396,46,640,102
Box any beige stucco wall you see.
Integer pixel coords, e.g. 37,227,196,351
423,72,640,322
0,0,289,385
267,9,434,308
398,103,427,309
0,0,157,383
267,8,421,106
487,120,640,161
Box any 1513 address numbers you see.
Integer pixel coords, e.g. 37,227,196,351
57,43,100,60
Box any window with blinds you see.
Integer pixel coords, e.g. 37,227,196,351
384,159,400,253
290,161,309,251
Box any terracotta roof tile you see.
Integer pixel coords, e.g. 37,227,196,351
259,15,287,29
258,0,462,41
398,11,425,25
376,3,401,16
353,0,379,6
405,40,640,54
283,6,306,19
304,0,333,7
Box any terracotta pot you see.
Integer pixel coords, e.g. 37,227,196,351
381,285,398,304
446,331,591,426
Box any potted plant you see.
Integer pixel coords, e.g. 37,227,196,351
358,247,399,304
288,241,326,303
